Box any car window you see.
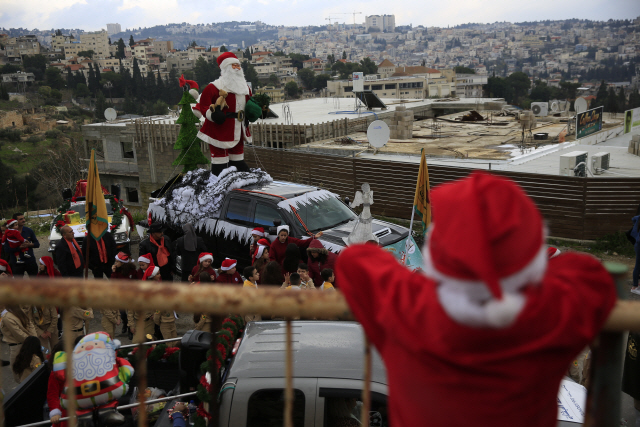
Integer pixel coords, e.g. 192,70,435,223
320,388,389,427
254,203,284,228
247,389,305,427
69,203,114,217
225,198,253,225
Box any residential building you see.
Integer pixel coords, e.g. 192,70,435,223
455,74,488,98
255,86,285,103
327,75,426,98
303,58,325,72
57,30,110,59
106,23,122,36
378,59,396,77
5,36,41,62
365,15,395,33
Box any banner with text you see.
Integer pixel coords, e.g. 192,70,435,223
624,107,640,134
576,106,603,139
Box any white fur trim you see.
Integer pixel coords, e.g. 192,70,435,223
256,245,266,259
0,265,5,272
205,109,213,122
220,57,241,69
149,266,160,278
112,339,121,349
138,255,151,264
39,258,45,265
550,248,561,258
277,225,289,235
193,108,203,119
199,254,213,263
423,226,549,328
49,409,62,418
229,153,244,161
252,230,264,237
198,131,241,150
210,155,229,164
115,253,130,263
221,261,237,271
189,89,199,99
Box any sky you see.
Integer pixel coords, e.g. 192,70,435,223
1,0,639,32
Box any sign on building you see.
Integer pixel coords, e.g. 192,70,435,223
576,106,603,139
624,107,640,134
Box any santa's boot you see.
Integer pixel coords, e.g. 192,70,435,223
229,160,251,173
98,407,125,426
211,162,227,176
77,412,94,427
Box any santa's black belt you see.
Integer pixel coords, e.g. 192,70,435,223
225,110,245,122
69,376,120,397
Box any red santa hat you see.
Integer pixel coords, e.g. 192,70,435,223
138,255,152,264
115,252,132,263
6,219,17,227
199,252,213,264
422,171,548,329
77,331,121,350
547,247,561,259
221,258,237,271
252,227,265,237
39,256,56,278
142,258,160,281
0,259,12,276
254,239,270,261
217,52,240,69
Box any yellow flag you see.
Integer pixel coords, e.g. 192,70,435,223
413,149,431,235
85,149,109,240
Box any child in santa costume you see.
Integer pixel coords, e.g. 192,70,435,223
191,52,253,176
250,228,269,261
216,258,242,284
3,219,31,264
0,259,13,278
37,256,61,278
111,252,136,280
188,252,217,282
58,332,134,427
335,171,617,427
269,225,323,266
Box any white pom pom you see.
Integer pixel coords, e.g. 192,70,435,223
484,293,525,328
189,89,199,100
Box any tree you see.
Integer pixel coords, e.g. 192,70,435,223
220,45,228,53
129,35,135,47
34,137,85,205
593,80,608,110
193,57,219,87
55,29,62,36
172,89,209,172
617,87,626,111
367,27,381,33
88,63,97,94
150,100,169,115
268,74,279,86
78,50,94,58
605,87,620,113
313,74,330,91
0,84,9,101
297,68,315,89
22,54,48,74
359,58,377,75
454,66,475,74
93,63,102,90
289,53,310,70
116,38,126,60
94,90,109,120
285,81,299,98
506,72,531,102
132,57,143,98
74,83,90,98
45,67,65,90
342,51,347,60
241,61,259,90
529,81,552,102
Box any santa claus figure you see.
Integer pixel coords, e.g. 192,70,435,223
336,171,617,427
59,332,134,427
192,51,253,176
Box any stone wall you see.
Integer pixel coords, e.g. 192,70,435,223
0,110,24,129
389,105,414,140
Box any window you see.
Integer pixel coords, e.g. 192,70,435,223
363,85,370,90
371,85,382,90
126,187,139,204
225,198,253,225
320,388,388,427
384,84,396,90
253,203,284,228
247,389,305,427
121,141,134,159
344,86,353,93
87,140,104,158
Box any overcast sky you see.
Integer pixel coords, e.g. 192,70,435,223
1,0,639,32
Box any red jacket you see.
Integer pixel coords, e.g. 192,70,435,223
216,271,242,284
192,82,252,149
4,229,24,250
37,269,62,278
47,367,66,427
190,265,217,282
111,271,134,280
306,239,339,287
336,245,616,427
269,237,314,266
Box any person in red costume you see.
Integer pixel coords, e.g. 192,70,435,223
306,239,338,287
188,252,217,282
269,225,323,266
335,171,617,427
216,258,242,284
37,256,62,277
0,259,13,278
191,51,253,176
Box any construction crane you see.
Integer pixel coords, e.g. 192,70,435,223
335,11,362,27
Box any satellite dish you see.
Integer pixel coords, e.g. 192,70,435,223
575,98,588,114
367,120,390,148
104,108,117,121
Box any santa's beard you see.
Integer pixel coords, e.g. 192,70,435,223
72,347,116,381
219,63,249,95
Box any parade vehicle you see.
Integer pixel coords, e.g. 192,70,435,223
148,179,421,272
48,181,133,261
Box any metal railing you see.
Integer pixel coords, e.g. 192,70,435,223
2,263,637,427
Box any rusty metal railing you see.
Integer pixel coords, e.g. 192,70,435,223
1,262,637,427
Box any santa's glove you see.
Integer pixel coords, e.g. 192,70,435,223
209,105,226,125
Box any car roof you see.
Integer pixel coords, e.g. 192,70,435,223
234,180,319,200
228,321,387,384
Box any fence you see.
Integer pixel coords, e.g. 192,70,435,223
245,147,640,241
3,266,640,427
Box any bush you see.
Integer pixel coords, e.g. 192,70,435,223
27,135,43,145
592,231,636,258
0,128,22,142
45,129,62,139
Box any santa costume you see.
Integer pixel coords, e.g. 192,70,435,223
38,256,61,278
0,259,13,277
192,52,252,175
216,258,242,284
336,171,617,427
190,252,217,282
269,225,315,266
3,219,29,261
252,237,271,265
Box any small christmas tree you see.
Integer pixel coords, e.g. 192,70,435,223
172,79,209,173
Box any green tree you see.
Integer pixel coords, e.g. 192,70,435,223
529,81,552,102
359,57,377,75
122,90,136,114
22,54,48,74
150,100,169,115
285,81,299,98
93,63,102,89
297,68,315,89
74,83,90,98
241,62,259,90
172,89,209,172
94,90,109,120
88,63,97,94
454,66,475,74
193,57,219,87
558,81,581,100
506,72,531,102
289,53,310,70
0,84,9,101
628,90,640,110
617,87,626,111
605,87,620,113
78,50,95,58
129,35,135,47
45,67,65,90
342,51,347,60
116,38,126,60
132,57,143,98
593,80,608,110
367,27,380,33
220,45,228,53
268,74,279,86
313,74,330,90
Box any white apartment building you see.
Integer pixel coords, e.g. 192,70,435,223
365,15,395,33
455,74,488,98
54,30,110,59
106,23,121,36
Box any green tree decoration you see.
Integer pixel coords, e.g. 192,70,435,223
172,87,210,172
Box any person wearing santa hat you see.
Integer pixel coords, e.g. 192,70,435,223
253,238,271,284
135,254,152,280
269,224,323,267
3,218,31,264
37,256,62,278
191,51,253,176
188,252,216,283
335,171,617,427
111,252,136,280
249,227,270,261
216,258,243,284
0,259,13,278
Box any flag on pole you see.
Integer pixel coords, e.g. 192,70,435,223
413,148,431,235
85,149,109,240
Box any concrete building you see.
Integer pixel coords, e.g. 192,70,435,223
256,86,285,103
327,75,427,98
455,74,488,98
365,15,395,33
378,59,396,78
106,23,122,36
302,58,325,72
57,31,110,59
5,36,41,62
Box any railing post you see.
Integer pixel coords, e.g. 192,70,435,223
136,316,148,427
284,319,294,427
584,262,628,427
63,311,77,427
361,337,372,427
208,315,224,427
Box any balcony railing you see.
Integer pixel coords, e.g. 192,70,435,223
1,262,637,427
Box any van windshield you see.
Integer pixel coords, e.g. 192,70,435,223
294,197,356,232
